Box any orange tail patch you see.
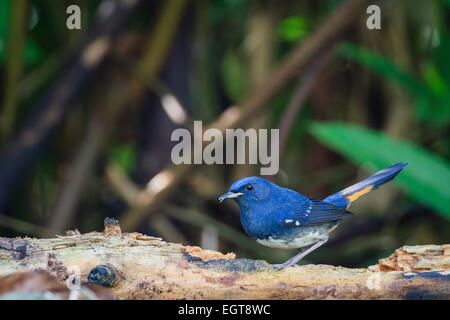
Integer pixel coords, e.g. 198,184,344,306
344,185,373,202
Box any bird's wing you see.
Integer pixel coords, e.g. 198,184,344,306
279,198,353,227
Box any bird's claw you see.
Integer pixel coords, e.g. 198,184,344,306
272,263,299,270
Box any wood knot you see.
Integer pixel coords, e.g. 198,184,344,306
103,217,121,236
87,264,120,287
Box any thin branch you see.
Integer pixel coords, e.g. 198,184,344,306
126,63,194,131
0,214,52,237
105,162,189,243
47,108,107,234
1,0,28,141
149,214,189,245
278,45,335,154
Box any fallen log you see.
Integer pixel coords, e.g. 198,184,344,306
0,219,449,300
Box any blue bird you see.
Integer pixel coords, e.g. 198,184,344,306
219,162,408,268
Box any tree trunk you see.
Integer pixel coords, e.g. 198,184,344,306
0,220,449,300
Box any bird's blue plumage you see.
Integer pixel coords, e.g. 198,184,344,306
219,163,407,258
223,177,351,248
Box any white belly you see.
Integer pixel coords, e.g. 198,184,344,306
256,230,326,249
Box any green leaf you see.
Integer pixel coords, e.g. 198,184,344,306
278,15,309,42
220,51,247,102
422,63,447,96
309,122,450,219
109,143,137,175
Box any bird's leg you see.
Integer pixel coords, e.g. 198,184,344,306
272,238,328,269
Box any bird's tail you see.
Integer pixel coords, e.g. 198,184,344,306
323,162,408,208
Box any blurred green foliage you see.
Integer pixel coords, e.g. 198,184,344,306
0,0,43,65
278,15,310,42
220,51,247,102
109,143,138,175
0,0,10,60
339,42,450,127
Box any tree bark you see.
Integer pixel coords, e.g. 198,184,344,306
0,221,449,300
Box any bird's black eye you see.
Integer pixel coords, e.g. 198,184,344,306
245,183,254,191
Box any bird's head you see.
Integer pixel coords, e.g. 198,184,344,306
218,177,274,205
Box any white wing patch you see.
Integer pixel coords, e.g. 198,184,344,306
280,199,313,227
305,202,312,216
282,218,302,226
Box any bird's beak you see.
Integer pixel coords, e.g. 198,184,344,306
218,191,244,203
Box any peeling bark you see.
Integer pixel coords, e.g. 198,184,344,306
0,222,449,300
369,245,450,272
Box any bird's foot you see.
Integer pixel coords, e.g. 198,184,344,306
272,239,329,270
271,262,299,270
